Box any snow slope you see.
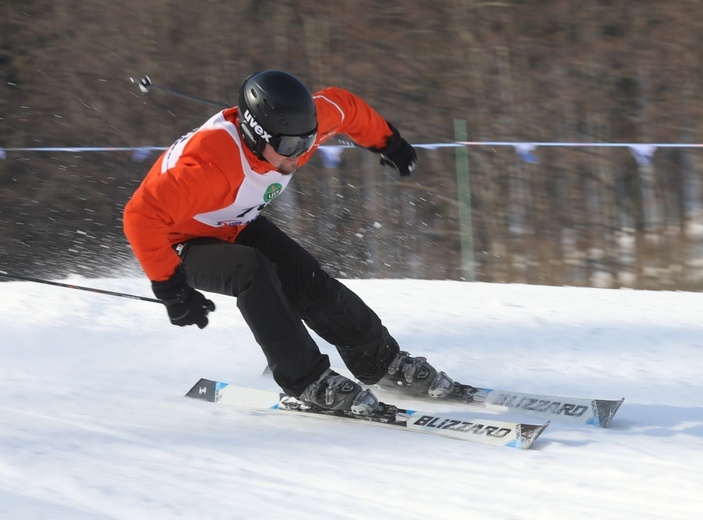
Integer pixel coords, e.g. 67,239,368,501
1,277,701,519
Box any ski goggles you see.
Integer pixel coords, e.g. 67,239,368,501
269,130,317,158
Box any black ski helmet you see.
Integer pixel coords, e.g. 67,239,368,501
237,70,318,158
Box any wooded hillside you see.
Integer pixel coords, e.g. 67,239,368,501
2,1,703,289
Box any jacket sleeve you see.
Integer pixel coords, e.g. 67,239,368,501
313,87,393,149
123,130,237,281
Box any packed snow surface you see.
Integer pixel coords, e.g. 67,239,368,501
1,277,701,519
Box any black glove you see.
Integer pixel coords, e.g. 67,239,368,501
370,122,417,176
152,269,215,329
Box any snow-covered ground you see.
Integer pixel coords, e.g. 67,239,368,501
1,276,701,519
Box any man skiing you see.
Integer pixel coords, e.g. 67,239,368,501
124,70,456,416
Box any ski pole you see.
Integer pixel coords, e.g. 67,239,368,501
130,75,361,152
130,75,229,110
0,271,160,303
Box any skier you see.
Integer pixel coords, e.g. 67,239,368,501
124,70,456,417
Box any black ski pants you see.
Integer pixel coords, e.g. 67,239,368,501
177,216,399,396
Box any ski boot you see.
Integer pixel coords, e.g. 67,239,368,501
298,368,394,418
378,351,481,402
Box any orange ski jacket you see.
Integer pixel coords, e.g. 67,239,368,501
124,87,393,282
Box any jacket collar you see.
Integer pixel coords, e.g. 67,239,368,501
223,107,275,174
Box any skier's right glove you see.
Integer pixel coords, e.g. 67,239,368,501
152,269,215,329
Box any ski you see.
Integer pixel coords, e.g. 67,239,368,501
185,379,549,449
375,382,624,428
262,365,625,427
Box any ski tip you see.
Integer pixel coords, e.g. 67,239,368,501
590,397,625,428
509,421,550,449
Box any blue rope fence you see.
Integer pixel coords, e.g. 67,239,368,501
2,141,703,166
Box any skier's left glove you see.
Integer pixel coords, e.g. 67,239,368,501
369,122,417,177
152,268,215,329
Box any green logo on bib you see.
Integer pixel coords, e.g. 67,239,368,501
264,183,283,202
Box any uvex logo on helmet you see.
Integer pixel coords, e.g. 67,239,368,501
243,109,272,142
